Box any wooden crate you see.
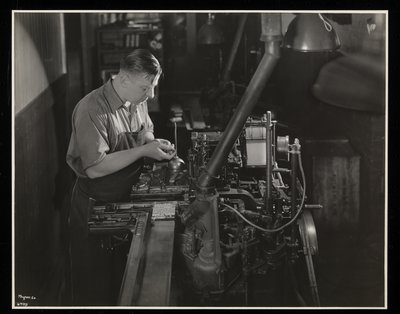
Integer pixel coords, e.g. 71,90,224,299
305,138,360,232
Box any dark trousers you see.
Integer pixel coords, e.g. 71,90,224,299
69,180,95,306
68,160,142,305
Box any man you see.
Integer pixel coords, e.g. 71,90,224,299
66,49,174,305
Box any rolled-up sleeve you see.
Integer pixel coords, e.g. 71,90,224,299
74,106,110,171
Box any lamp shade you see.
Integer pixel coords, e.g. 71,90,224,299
198,14,224,45
283,14,340,52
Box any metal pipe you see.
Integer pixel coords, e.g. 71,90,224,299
290,140,299,253
291,147,298,219
272,120,276,164
260,13,283,57
265,112,272,214
191,191,222,290
198,51,280,188
222,14,248,83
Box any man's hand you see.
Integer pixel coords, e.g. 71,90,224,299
154,138,172,146
142,140,176,161
85,139,176,179
154,138,176,154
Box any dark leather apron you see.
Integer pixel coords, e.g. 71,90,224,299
69,131,144,305
76,141,143,203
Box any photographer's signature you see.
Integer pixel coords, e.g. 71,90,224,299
16,294,37,306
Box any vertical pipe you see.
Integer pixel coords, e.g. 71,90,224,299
222,14,248,83
265,112,272,214
174,121,178,155
290,141,299,252
260,13,282,57
291,149,297,217
272,121,276,165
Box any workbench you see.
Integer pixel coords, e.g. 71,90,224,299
135,220,176,306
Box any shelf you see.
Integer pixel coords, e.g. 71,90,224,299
95,26,164,113
97,27,163,68
98,48,151,53
98,27,162,33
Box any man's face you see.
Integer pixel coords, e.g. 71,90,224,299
122,72,160,104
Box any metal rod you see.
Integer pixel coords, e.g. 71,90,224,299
291,148,297,218
272,121,276,164
198,51,280,188
290,142,298,254
272,168,291,173
174,121,178,155
222,14,248,83
265,112,272,214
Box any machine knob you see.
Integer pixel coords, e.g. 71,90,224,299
168,156,185,172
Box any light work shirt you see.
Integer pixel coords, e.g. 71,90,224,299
66,79,154,178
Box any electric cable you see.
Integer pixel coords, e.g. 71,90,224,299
318,13,333,32
220,152,306,233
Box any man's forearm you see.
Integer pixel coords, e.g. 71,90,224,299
85,146,144,178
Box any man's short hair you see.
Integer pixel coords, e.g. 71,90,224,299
120,49,162,78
